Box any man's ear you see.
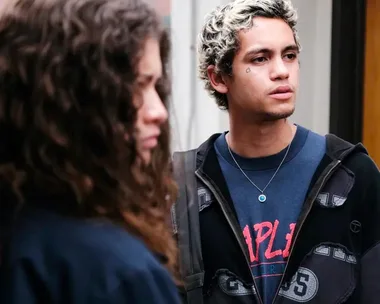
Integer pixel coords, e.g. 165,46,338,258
207,65,228,94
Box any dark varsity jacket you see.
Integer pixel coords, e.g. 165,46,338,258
176,133,380,304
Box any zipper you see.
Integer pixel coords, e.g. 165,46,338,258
196,170,264,304
271,159,342,304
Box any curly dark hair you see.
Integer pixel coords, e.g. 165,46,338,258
0,0,177,275
197,0,299,110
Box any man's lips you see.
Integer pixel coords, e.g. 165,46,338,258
269,85,293,100
270,85,293,94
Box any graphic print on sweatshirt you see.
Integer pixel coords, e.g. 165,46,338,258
214,125,326,303
243,220,296,280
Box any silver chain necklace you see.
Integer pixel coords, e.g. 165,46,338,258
227,136,292,203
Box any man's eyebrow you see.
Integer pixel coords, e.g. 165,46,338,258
243,44,300,60
282,44,300,53
243,48,271,59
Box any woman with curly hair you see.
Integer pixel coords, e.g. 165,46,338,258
0,0,179,303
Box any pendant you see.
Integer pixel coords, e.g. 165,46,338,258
258,194,267,203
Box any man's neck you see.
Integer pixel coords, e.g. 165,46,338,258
227,118,296,158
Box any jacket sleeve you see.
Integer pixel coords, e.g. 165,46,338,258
359,154,380,303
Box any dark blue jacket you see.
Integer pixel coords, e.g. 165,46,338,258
0,206,180,304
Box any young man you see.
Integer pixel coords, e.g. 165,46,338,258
173,0,380,303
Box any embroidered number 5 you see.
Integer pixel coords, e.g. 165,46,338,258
294,272,309,296
278,267,318,302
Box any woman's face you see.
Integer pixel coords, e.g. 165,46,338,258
133,37,168,164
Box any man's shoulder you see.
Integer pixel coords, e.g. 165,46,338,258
324,135,379,186
174,133,223,155
346,148,379,178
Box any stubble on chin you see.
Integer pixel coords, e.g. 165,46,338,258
261,107,295,122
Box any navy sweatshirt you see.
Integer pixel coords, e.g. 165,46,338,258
0,206,180,304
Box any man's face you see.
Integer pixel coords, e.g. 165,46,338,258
223,17,300,122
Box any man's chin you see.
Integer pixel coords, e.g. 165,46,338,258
262,108,295,122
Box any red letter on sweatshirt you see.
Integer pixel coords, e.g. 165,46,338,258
254,221,272,261
283,223,296,258
265,220,283,259
243,225,256,262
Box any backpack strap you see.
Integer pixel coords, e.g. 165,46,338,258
172,150,204,304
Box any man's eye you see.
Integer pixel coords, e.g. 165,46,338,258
252,57,267,63
284,53,297,60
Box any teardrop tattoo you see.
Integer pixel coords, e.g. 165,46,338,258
246,67,251,73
